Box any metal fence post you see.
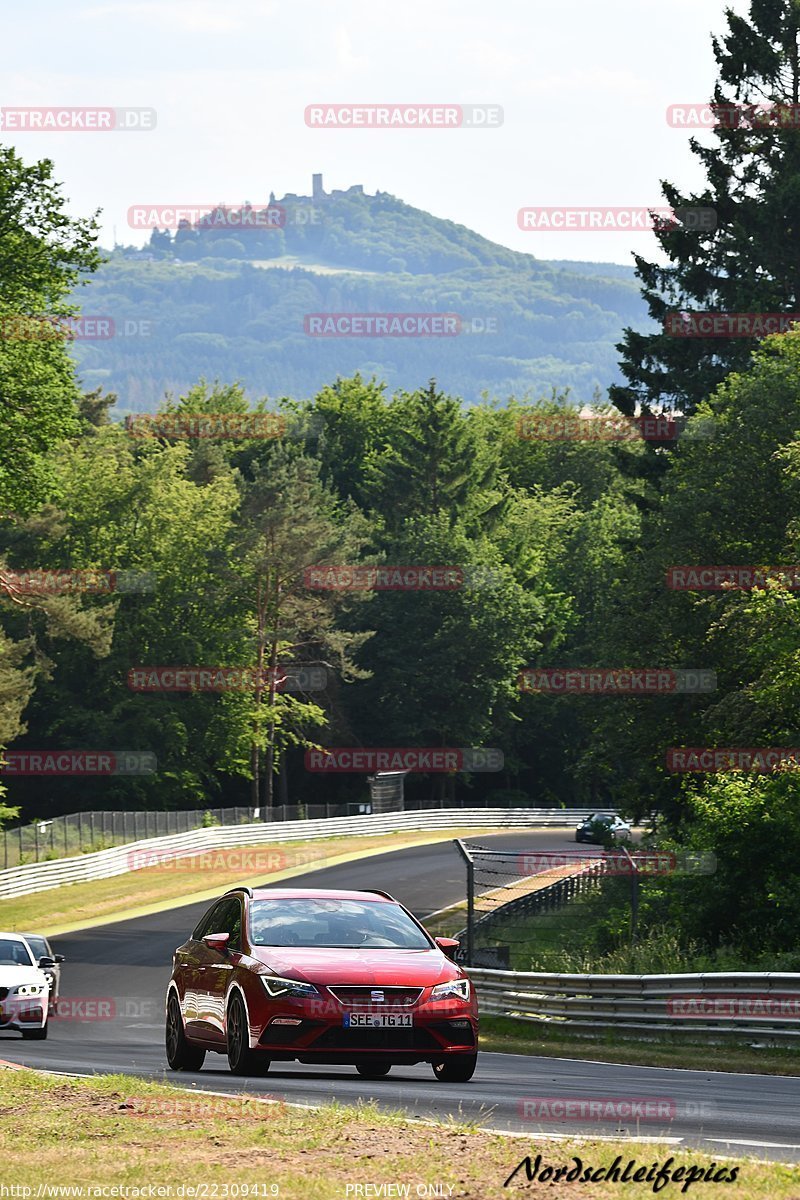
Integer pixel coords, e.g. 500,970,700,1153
454,839,474,967
620,846,639,946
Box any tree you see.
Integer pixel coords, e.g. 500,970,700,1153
230,448,372,811
347,513,543,803
611,0,800,417
0,146,103,797
363,379,499,532
0,144,101,513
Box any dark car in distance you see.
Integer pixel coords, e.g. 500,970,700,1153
165,886,478,1081
575,813,632,844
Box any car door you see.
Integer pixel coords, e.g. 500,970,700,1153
195,897,242,1044
179,900,228,1039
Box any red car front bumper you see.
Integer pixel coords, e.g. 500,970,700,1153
244,986,478,1064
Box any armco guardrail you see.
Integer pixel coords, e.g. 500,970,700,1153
0,808,607,901
470,968,800,1043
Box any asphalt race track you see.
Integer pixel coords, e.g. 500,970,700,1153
1,829,799,1162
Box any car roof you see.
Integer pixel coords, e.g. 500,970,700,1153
248,888,392,903
20,933,47,940
0,932,31,941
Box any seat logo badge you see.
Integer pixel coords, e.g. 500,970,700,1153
371,990,385,1003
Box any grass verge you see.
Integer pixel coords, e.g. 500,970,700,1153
480,1015,800,1076
0,1066,796,1199
0,826,516,936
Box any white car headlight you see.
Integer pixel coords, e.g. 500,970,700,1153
431,979,470,1002
261,975,319,998
11,983,46,998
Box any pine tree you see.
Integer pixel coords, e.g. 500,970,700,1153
364,379,496,530
611,0,800,417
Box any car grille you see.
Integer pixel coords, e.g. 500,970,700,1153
327,986,423,1007
310,1026,440,1051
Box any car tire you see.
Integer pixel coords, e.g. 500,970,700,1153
432,1054,477,1083
226,992,269,1076
356,1060,392,1079
21,1023,48,1041
166,993,206,1071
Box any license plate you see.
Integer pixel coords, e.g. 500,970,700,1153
343,1013,413,1028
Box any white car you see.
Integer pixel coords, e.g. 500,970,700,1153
20,933,64,1010
0,933,50,1039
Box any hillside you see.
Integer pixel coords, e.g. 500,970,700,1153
71,179,652,410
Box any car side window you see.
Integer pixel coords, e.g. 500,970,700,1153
192,897,242,948
224,897,243,952
193,901,228,941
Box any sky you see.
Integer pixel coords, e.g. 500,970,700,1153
1,0,749,265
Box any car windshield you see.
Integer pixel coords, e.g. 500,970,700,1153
23,936,47,958
0,938,35,967
249,898,432,949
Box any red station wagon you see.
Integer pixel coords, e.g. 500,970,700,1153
165,886,478,1081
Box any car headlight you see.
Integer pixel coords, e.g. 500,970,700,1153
431,979,470,1002
261,974,319,998
11,984,46,998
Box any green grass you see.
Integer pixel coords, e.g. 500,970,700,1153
480,1016,800,1076
0,1066,796,1198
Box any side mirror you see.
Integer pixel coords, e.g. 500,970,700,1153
435,937,460,961
54,954,65,964
38,956,57,969
202,932,230,953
